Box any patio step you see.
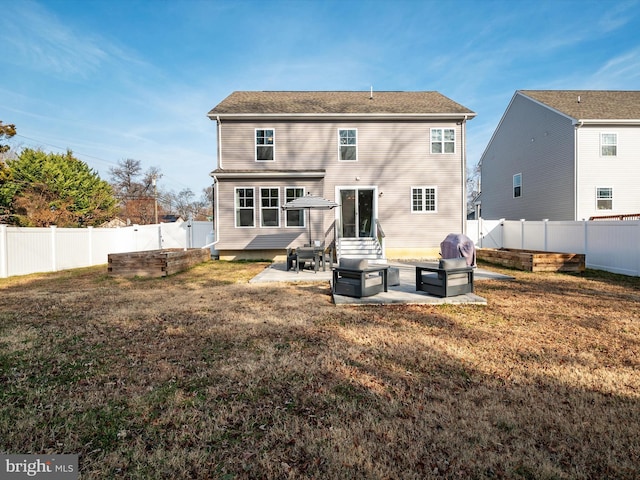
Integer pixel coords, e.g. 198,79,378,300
338,237,385,261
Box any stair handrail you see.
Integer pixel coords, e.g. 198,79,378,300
375,220,386,260
324,220,337,262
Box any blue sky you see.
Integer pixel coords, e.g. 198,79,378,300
1,0,639,195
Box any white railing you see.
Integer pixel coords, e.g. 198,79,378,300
468,218,640,277
0,219,214,278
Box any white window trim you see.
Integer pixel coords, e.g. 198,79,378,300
600,132,618,157
513,173,522,199
284,187,306,229
338,128,358,162
255,128,275,162
259,187,280,228
235,187,255,228
596,186,613,211
410,186,438,213
430,127,456,154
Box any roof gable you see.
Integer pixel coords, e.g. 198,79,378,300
208,91,475,117
519,90,640,121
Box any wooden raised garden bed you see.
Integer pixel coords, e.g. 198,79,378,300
108,248,210,277
477,248,585,273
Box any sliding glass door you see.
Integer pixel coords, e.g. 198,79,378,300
340,188,374,238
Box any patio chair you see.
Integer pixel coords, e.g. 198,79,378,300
295,246,320,273
416,258,474,298
332,258,388,298
286,248,298,271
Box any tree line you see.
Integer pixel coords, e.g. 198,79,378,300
0,121,213,227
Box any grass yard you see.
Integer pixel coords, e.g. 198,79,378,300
0,261,639,479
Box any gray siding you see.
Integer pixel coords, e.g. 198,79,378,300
481,94,575,220
215,119,466,251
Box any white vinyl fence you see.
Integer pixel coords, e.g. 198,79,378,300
467,218,640,277
0,219,214,278
2,218,638,278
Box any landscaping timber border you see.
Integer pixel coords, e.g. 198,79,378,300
477,248,585,273
108,248,210,277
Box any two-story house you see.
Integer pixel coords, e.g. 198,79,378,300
208,91,475,260
480,90,640,221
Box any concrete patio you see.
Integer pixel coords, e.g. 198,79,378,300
250,261,514,306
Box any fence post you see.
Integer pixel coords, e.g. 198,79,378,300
636,221,640,277
87,226,93,265
0,225,7,278
50,225,57,272
583,220,589,267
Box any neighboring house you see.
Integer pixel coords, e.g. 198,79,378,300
480,90,640,221
208,91,475,260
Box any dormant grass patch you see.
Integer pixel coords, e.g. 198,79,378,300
0,261,638,479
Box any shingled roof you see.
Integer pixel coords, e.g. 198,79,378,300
208,91,475,117
519,90,640,121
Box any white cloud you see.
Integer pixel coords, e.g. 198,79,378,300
589,47,640,87
0,0,144,79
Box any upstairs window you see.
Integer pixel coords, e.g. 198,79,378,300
431,128,455,154
339,129,357,161
411,187,437,212
601,133,617,156
260,188,280,227
256,129,274,161
235,187,255,227
285,187,305,227
596,187,613,210
513,173,522,198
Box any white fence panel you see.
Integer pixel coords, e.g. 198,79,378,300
91,228,122,264
480,219,503,249
56,227,92,271
160,221,187,249
546,221,586,254
586,221,640,276
467,219,502,248
0,220,218,279
522,221,545,251
472,218,640,277
502,221,523,249
131,224,162,251
7,227,53,277
190,221,214,249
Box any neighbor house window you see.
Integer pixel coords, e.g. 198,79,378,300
513,173,522,198
431,128,455,154
596,187,613,210
260,188,280,227
256,129,274,161
339,129,357,161
285,187,305,227
411,187,437,212
235,187,255,227
601,133,617,156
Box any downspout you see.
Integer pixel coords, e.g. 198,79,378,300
461,114,468,234
216,115,223,169
212,175,219,245
574,120,583,221
202,175,220,250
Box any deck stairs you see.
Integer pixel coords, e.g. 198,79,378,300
337,237,386,263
